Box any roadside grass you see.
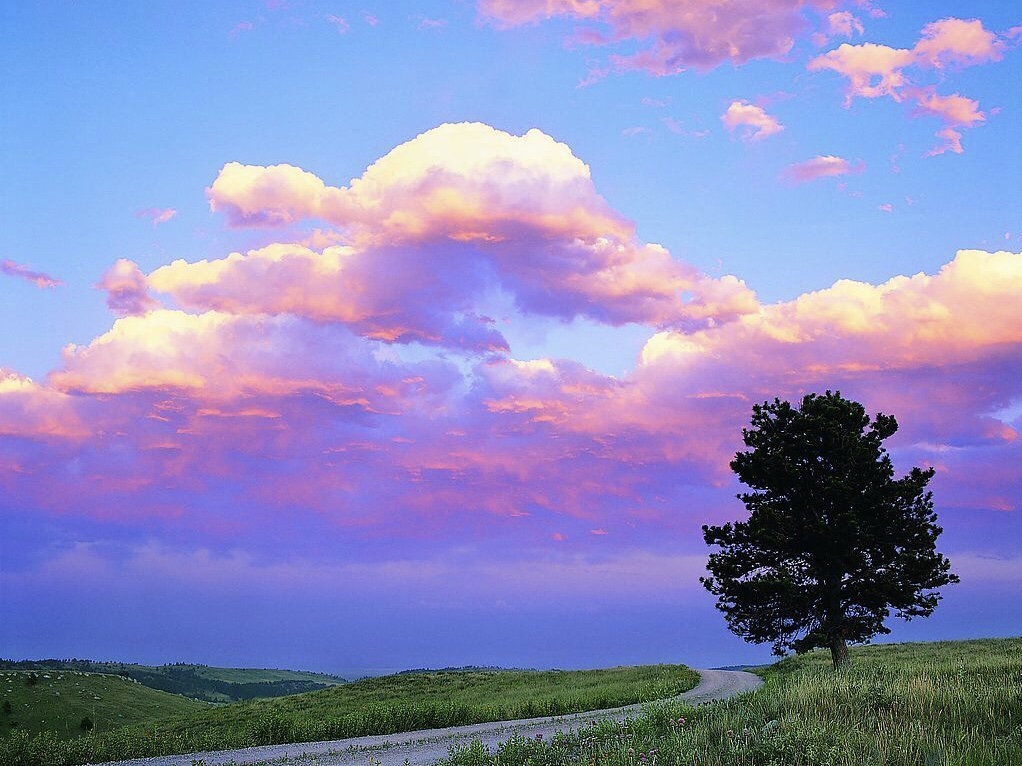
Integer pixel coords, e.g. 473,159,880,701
0,664,698,765
0,671,203,740
438,637,1021,766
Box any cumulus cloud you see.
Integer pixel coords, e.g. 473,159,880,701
1,259,61,288
809,17,1009,154
781,155,864,184
913,17,1005,70
195,123,758,344
721,101,784,141
97,259,161,316
4,246,1021,585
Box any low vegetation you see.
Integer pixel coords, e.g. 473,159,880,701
439,637,1021,766
0,660,346,703
0,663,698,765
0,670,203,740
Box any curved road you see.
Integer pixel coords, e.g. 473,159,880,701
92,669,763,766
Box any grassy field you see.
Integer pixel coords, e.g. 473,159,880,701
0,670,203,740
0,660,347,703
0,663,699,765
440,637,1021,766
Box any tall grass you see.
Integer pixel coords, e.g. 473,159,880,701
440,637,1021,766
0,664,698,766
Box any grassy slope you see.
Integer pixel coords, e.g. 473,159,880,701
0,661,346,703
0,664,699,765
440,636,1022,766
0,671,203,740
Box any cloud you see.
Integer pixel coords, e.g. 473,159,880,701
911,90,985,156
135,207,177,227
781,155,864,184
1,259,61,288
809,17,1009,154
913,17,1005,70
721,101,784,141
478,0,859,75
325,15,349,34
808,42,914,103
97,259,161,316
195,123,758,343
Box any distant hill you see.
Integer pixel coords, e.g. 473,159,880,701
0,660,347,703
0,669,203,740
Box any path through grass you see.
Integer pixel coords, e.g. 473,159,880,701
440,637,1021,766
0,664,698,765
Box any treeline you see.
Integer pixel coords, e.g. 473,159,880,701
121,667,330,702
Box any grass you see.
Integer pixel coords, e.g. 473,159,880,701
0,670,203,740
0,660,347,704
437,637,1021,766
0,663,699,765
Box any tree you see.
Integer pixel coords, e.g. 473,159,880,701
700,391,958,669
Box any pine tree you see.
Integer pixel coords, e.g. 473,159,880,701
701,391,959,669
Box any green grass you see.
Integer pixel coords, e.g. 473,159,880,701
0,661,347,703
439,637,1021,766
0,670,203,740
0,663,699,765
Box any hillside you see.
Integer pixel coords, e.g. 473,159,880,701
438,636,1022,766
0,663,699,764
0,660,347,703
0,670,203,740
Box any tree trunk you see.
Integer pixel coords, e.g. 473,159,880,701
830,637,849,669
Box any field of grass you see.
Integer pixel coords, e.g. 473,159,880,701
0,663,699,765
439,637,1021,766
0,670,203,740
0,660,347,703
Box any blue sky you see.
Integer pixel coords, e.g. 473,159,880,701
1,1,1020,671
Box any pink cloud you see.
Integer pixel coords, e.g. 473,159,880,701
622,126,652,137
781,155,864,184
96,258,161,316
721,101,784,141
418,18,447,31
808,42,914,103
229,21,255,39
325,15,349,34
199,123,757,339
809,17,1008,155
4,122,1021,608
913,18,1005,70
479,0,863,75
135,207,177,227
1,259,61,288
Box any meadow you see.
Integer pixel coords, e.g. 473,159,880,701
0,661,346,703
0,664,698,765
0,670,203,740
440,637,1022,766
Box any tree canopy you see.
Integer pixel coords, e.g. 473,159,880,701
701,391,958,668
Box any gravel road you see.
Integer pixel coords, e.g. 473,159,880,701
90,669,763,766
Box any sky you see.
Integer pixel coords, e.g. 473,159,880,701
1,1,1020,675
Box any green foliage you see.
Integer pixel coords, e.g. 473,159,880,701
437,637,1022,766
0,664,698,765
702,392,958,668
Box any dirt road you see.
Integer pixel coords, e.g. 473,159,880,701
91,669,763,766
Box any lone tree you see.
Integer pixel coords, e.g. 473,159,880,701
701,391,958,669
